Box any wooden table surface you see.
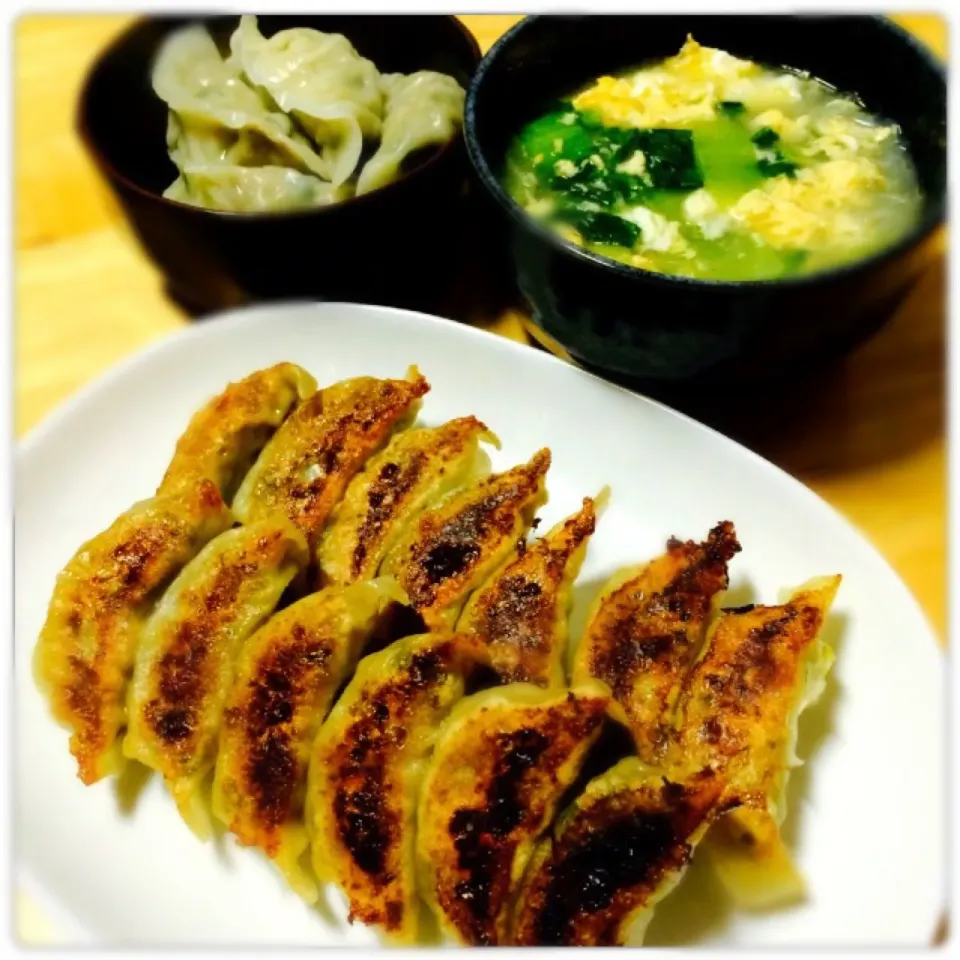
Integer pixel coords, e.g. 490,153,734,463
14,13,946,943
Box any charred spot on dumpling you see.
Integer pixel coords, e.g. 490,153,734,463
513,774,722,946
395,450,551,621
657,521,741,612
310,631,482,939
63,656,104,732
421,686,610,946
236,626,335,831
352,453,427,577
153,707,194,744
335,775,396,881
331,639,457,888
145,626,216,750
448,727,552,942
106,521,177,598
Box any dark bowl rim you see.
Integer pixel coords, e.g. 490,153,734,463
76,13,482,223
464,13,947,292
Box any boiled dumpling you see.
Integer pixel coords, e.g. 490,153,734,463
229,15,383,186
317,416,498,587
165,164,353,212
509,757,724,946
457,495,602,687
667,575,840,909
417,683,609,945
211,577,408,900
381,449,551,629
232,370,429,553
158,362,316,502
123,517,309,838
153,23,329,181
357,71,466,196
572,521,741,762
306,631,483,942
33,480,232,784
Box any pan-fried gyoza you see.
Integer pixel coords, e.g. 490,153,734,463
212,577,407,900
232,369,429,551
458,495,602,687
381,449,551,629
306,632,483,942
667,575,840,908
33,479,232,785
573,522,741,762
417,683,610,945
510,757,726,946
318,416,498,587
158,362,317,503
124,517,309,838
32,358,844,947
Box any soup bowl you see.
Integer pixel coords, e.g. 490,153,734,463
464,15,946,390
78,15,481,315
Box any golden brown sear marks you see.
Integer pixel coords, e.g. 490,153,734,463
212,579,405,897
459,497,598,686
232,371,430,548
669,575,840,806
574,521,740,762
123,518,308,833
418,685,609,945
158,363,317,503
308,632,483,942
510,760,724,946
318,416,495,587
33,479,232,784
383,449,551,629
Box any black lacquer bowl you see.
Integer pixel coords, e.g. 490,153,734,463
465,15,946,390
78,15,481,314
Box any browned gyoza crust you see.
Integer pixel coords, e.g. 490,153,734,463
212,578,406,899
307,632,484,942
123,517,309,837
32,479,232,785
158,362,317,502
318,416,495,587
458,497,598,686
668,576,839,850
510,761,724,946
382,449,551,629
233,372,430,549
573,521,741,762
417,684,610,945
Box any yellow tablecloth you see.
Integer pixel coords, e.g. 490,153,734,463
15,13,946,944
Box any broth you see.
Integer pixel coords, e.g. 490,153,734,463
504,37,923,281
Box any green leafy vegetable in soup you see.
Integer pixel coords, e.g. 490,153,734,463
504,36,923,281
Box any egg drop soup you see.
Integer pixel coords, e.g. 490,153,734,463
504,37,923,281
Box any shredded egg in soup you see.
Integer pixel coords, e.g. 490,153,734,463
504,37,923,281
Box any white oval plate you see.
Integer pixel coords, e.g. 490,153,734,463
15,302,945,947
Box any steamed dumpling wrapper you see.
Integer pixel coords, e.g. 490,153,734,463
153,24,328,180
228,15,383,186
357,70,465,196
165,164,353,212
